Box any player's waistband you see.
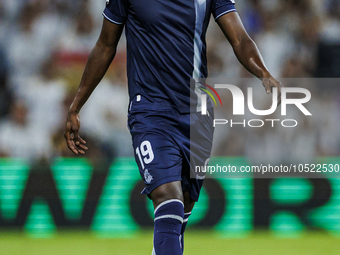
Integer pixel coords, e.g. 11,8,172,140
128,94,213,114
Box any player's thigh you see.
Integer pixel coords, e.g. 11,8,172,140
131,129,183,189
129,111,185,204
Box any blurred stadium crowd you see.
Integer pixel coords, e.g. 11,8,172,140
0,0,339,163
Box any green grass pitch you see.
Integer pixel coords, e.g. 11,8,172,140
0,230,339,255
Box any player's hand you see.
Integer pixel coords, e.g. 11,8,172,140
64,111,88,155
262,75,283,106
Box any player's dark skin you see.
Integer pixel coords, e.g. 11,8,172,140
64,12,282,212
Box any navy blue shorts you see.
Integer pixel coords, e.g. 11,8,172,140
128,96,214,202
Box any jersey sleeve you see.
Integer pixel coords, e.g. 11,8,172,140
211,0,237,21
103,0,128,25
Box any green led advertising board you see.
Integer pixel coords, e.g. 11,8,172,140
0,157,339,237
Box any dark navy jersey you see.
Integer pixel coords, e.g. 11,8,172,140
103,0,236,113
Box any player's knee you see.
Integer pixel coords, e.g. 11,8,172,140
150,181,183,209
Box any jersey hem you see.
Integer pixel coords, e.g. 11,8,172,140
214,9,237,21
103,7,126,24
141,176,182,197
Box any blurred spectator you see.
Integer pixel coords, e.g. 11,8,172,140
316,0,340,77
255,12,295,78
281,57,311,77
294,14,320,76
312,86,340,156
0,47,13,117
0,100,52,160
241,0,264,35
7,2,54,88
0,0,339,160
16,56,67,134
89,0,108,28
0,0,24,25
320,0,340,44
57,3,98,55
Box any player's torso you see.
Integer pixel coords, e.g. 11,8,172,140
125,0,213,113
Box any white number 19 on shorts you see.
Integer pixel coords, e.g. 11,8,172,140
135,140,154,169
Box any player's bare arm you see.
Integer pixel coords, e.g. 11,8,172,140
64,19,124,154
217,12,282,104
